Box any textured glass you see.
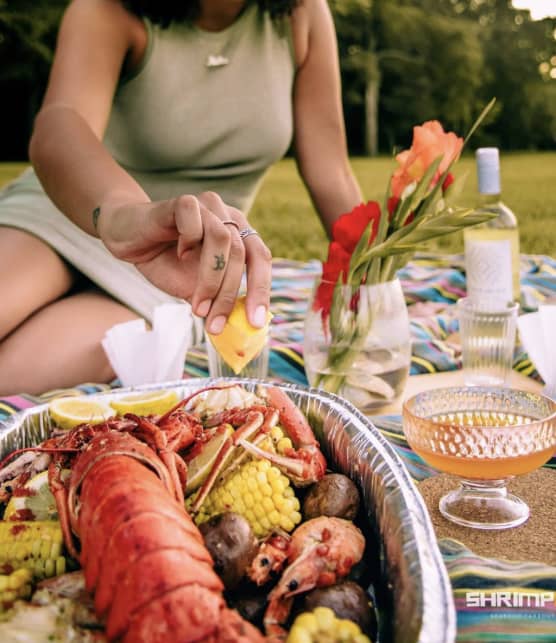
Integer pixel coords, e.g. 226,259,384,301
403,386,556,529
457,298,518,386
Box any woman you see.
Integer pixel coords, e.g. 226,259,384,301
0,0,362,394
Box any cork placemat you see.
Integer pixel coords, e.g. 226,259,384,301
418,469,556,566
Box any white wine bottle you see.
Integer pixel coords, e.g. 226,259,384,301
464,147,520,307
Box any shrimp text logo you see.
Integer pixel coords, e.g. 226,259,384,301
465,591,555,608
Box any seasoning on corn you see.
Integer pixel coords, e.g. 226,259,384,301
193,459,302,538
0,568,32,610
0,521,66,580
287,607,372,643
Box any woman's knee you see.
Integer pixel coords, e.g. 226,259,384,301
0,227,75,338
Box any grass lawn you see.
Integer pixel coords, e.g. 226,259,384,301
2,154,555,261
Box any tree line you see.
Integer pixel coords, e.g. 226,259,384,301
1,0,555,160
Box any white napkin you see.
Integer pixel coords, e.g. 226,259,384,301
517,304,556,399
102,303,193,387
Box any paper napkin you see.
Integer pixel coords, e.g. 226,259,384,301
102,303,193,387
517,303,556,399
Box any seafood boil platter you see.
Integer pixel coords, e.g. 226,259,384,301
0,378,455,642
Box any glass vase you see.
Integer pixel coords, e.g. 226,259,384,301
303,277,411,414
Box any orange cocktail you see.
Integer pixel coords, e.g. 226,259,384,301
403,387,556,529
411,410,555,479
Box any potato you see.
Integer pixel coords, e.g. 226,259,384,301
301,581,377,638
302,473,360,520
199,512,258,590
227,591,267,630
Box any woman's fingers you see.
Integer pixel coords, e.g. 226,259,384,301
243,227,273,328
188,192,244,325
106,192,272,332
204,226,246,334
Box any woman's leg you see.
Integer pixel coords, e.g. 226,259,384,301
0,227,74,339
0,291,138,395
0,228,138,395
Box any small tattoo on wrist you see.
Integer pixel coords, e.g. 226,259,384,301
92,206,101,231
213,253,226,271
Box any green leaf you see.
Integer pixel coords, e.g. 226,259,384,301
443,170,469,205
463,97,497,146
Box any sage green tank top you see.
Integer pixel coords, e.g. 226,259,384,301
104,4,295,213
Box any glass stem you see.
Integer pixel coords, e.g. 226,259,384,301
460,478,509,498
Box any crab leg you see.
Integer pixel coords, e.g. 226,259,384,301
48,457,79,559
128,415,186,505
238,439,326,486
249,386,327,486
190,411,266,514
157,385,236,425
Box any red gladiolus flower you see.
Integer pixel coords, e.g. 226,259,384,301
314,241,351,315
332,201,381,254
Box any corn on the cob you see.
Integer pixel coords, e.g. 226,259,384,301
192,459,302,538
0,568,32,610
287,607,372,643
0,521,66,580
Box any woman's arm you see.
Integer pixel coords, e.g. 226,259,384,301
29,0,271,332
29,0,147,232
290,0,363,238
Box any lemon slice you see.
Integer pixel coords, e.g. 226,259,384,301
49,397,113,430
186,425,234,494
110,389,179,417
207,296,272,374
4,470,71,521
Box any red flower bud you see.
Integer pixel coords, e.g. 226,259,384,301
442,173,454,192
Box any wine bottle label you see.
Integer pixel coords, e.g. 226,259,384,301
465,239,513,307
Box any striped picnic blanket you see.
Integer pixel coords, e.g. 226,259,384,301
0,253,555,643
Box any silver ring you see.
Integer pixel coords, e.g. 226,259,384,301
239,227,259,241
222,220,240,231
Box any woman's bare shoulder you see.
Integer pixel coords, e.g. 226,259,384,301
61,0,142,45
290,0,335,68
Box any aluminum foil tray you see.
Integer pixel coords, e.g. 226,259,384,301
0,378,456,643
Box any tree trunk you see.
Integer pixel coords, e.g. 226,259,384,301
365,74,380,157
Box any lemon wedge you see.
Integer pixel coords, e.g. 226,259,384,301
4,469,71,521
110,389,179,417
207,296,272,374
49,397,114,430
186,425,233,494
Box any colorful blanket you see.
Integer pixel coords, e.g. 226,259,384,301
1,253,555,643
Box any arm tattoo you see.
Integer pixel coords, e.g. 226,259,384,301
92,206,101,231
213,253,226,271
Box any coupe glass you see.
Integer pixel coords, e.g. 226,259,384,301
403,387,556,529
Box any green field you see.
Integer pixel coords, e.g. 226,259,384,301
2,154,555,260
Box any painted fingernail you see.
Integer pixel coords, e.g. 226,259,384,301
196,300,211,317
252,305,267,328
208,315,226,334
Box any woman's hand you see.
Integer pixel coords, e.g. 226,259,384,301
97,191,272,333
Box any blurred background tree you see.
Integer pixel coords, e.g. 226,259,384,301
0,0,66,159
0,0,554,159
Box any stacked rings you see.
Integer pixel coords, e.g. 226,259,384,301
239,228,259,241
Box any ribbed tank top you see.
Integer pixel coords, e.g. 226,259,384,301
104,4,295,213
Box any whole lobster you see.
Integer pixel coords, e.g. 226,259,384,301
70,431,264,642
